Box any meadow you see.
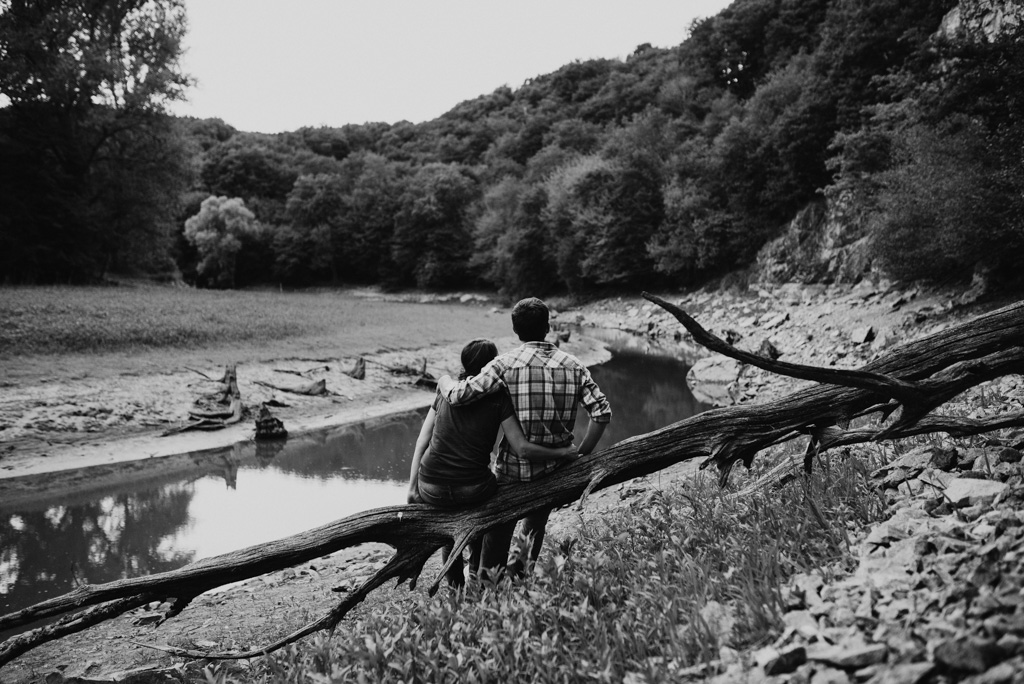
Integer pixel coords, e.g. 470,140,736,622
0,285,510,359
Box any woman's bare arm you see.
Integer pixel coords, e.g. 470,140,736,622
407,407,436,503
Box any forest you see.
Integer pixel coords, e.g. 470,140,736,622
1,0,1022,297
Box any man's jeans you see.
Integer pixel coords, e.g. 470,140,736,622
480,507,551,581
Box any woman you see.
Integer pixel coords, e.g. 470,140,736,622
407,338,576,585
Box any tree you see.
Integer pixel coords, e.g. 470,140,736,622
829,19,1024,287
868,120,1024,284
341,153,405,283
183,196,259,288
471,178,560,298
278,174,349,284
0,0,192,282
390,164,479,289
541,154,616,293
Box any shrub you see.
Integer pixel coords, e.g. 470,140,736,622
869,121,1024,284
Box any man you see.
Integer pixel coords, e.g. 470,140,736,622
436,297,612,578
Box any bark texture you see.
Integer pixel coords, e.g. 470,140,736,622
2,296,1023,668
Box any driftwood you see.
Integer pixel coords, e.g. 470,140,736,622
162,366,244,435
254,404,288,440
3,296,1024,668
254,378,343,398
343,357,366,380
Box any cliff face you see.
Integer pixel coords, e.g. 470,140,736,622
939,0,1023,41
754,192,873,286
754,0,1022,287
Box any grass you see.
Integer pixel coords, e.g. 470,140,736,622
0,285,510,358
228,445,891,684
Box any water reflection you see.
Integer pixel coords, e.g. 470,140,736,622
1,487,194,620
0,345,706,631
579,349,707,446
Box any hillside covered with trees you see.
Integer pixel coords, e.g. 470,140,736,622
2,0,1022,296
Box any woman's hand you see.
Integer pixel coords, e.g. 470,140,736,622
407,482,421,504
563,444,579,460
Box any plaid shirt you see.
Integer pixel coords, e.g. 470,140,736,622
442,341,611,483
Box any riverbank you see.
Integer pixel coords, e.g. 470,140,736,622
0,288,608,485
1,281,1020,681
0,280,986,484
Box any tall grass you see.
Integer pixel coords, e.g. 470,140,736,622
249,448,889,683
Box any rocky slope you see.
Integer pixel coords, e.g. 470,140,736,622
569,282,1024,684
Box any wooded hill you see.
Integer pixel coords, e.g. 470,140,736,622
2,0,1022,295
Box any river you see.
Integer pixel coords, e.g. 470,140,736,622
0,337,707,626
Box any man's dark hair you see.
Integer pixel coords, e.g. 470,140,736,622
511,297,549,342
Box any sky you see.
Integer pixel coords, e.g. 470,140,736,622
171,0,734,134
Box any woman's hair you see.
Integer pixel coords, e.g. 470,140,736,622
459,338,498,379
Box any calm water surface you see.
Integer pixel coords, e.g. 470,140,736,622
0,340,707,625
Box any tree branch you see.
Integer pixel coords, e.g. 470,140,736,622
3,298,1023,668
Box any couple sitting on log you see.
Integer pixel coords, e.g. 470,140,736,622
407,297,612,586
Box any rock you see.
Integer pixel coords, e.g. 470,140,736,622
974,450,999,474
855,537,920,588
810,667,851,684
992,462,1020,481
830,605,857,627
687,356,745,407
852,326,876,344
783,610,820,637
865,662,934,684
929,448,959,472
808,643,889,669
790,573,828,613
855,590,874,621
761,312,790,329
961,659,1020,683
933,637,1005,674
917,469,955,491
755,645,807,675
944,479,1009,508
871,329,893,351
738,315,758,328
996,635,1024,657
960,448,985,470
997,447,1022,463
758,338,781,360
892,445,957,473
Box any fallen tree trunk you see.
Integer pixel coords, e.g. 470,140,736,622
2,296,1024,668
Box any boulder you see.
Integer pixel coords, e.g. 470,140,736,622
686,356,745,407
944,479,1009,508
